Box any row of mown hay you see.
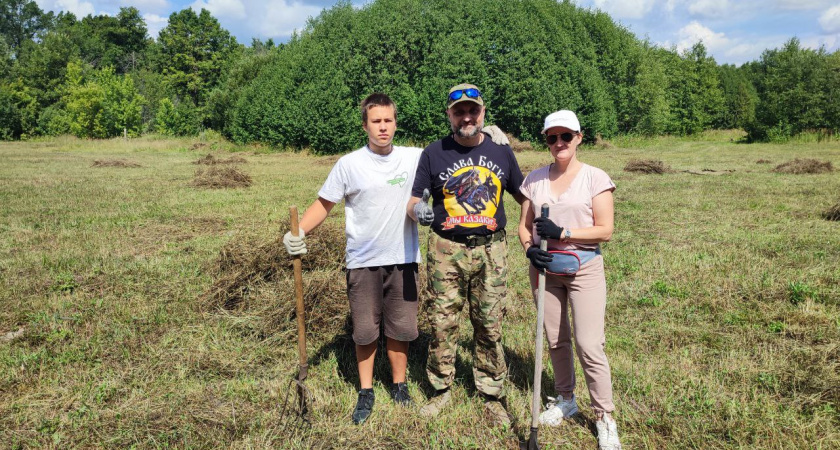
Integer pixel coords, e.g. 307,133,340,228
201,219,351,341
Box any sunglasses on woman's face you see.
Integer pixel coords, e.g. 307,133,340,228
545,132,577,145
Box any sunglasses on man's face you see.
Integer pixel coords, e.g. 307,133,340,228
545,132,577,145
448,88,482,103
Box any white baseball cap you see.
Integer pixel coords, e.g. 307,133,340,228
542,110,580,134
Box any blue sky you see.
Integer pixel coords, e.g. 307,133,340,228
33,0,840,65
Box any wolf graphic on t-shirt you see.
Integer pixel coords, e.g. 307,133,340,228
441,166,502,230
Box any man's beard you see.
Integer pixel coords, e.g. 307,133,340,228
452,121,482,138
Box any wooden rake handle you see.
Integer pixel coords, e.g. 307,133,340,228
289,206,308,380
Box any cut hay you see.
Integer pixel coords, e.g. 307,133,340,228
193,154,248,165
507,134,533,153
91,159,142,168
624,159,672,174
773,158,834,174
593,134,614,149
192,166,252,188
201,220,349,340
756,159,772,164
823,202,840,221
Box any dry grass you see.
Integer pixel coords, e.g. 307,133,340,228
1,135,838,449
623,158,672,174
773,158,834,174
593,134,615,149
507,133,534,152
91,159,142,168
823,201,840,221
191,166,252,188
193,154,249,165
756,159,772,164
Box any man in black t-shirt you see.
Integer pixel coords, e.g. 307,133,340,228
407,83,525,425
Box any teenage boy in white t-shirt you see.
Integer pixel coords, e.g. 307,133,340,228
282,93,509,425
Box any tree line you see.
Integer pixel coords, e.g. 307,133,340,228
1,0,838,151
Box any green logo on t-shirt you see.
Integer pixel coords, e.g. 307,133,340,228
387,172,408,187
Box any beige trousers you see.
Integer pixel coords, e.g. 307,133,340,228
529,255,615,413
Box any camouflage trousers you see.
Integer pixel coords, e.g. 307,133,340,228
425,232,508,398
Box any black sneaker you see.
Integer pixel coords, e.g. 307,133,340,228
390,382,412,406
352,388,375,424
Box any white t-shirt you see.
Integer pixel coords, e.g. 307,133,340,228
520,163,616,251
318,145,423,269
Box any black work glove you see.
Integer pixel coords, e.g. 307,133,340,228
534,217,564,240
526,245,553,272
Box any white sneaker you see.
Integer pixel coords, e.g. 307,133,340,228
595,415,622,450
538,395,579,426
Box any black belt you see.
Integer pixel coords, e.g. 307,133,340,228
447,229,506,248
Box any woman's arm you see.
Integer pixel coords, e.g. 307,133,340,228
565,190,614,244
518,198,536,250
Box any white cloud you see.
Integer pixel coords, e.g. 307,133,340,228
190,0,247,20
801,34,838,51
143,13,169,39
591,0,657,19
36,0,96,17
687,0,729,18
676,21,730,52
768,0,836,10
819,5,840,33
122,0,170,14
250,0,323,39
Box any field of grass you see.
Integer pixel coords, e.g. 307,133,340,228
1,132,838,449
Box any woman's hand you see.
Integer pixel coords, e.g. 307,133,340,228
534,217,564,240
526,245,553,271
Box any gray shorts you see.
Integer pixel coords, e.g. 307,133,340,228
346,263,419,345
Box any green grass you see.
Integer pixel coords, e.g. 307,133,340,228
1,132,838,449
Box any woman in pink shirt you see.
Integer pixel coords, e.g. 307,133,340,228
518,110,621,450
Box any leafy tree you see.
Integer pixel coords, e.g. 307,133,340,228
717,64,757,130
0,0,53,57
629,46,670,135
746,38,838,140
156,8,241,109
154,97,199,136
0,78,39,138
73,7,149,72
12,29,81,105
63,62,145,138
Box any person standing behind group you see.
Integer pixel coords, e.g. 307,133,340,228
283,92,511,425
407,83,525,426
518,110,622,449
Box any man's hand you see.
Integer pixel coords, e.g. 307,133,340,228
283,229,307,255
482,125,509,146
413,189,434,226
526,245,553,272
534,217,563,240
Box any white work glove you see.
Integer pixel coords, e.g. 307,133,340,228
413,189,434,226
482,125,509,146
283,229,307,255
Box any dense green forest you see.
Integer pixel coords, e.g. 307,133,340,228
2,0,839,152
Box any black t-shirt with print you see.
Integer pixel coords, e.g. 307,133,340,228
412,135,524,239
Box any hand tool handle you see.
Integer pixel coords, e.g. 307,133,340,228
290,206,308,380
530,204,550,429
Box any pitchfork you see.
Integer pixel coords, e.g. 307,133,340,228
279,206,314,428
